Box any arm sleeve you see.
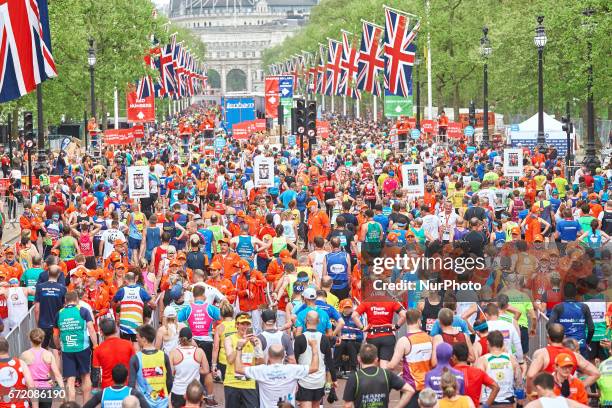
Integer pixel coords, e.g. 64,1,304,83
164,353,173,393
321,336,336,381
282,333,295,357
386,369,407,391
429,320,441,336
583,303,595,343
293,335,306,362
131,389,151,408
34,284,41,303
80,308,93,322
128,355,139,387
342,372,357,402
82,391,103,408
208,305,221,321
112,287,124,303
177,305,190,323
140,288,152,303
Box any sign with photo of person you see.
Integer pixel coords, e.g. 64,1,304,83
127,166,150,199
401,163,424,197
254,156,275,188
503,148,523,177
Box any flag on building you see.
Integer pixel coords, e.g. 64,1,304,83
0,0,57,102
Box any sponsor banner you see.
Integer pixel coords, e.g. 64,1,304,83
224,97,255,130
126,92,155,122
447,122,462,139
401,163,425,197
132,125,145,139
503,148,524,178
104,128,134,145
254,119,267,132
232,122,250,140
316,121,330,138
127,166,150,199
265,76,280,118
384,92,413,117
421,119,437,134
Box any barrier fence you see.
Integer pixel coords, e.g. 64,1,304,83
6,307,36,357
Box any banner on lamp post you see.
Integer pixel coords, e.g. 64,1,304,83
127,92,155,122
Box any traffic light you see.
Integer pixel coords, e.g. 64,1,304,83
295,99,306,138
23,111,34,148
468,100,476,127
306,100,317,138
561,116,569,132
277,104,284,126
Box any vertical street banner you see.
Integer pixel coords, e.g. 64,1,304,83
316,121,330,138
254,156,275,187
503,148,524,177
127,166,150,199
384,90,413,117
127,92,155,122
265,76,280,118
279,75,294,123
401,163,424,197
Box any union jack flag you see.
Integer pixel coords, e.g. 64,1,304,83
324,39,342,96
339,30,361,99
136,75,154,99
0,0,57,102
357,20,384,96
173,44,184,98
159,43,176,97
383,7,420,97
316,43,326,94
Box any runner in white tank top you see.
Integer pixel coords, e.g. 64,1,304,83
538,396,569,408
170,344,205,397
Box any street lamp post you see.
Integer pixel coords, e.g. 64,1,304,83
33,84,47,178
88,38,96,151
581,8,601,173
534,16,547,151
480,26,492,148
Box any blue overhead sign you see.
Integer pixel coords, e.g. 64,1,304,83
279,76,294,99
223,97,255,130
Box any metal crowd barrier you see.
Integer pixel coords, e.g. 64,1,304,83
528,311,549,359
6,306,36,357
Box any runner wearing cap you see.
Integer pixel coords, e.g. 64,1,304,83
257,308,296,364
211,237,241,279
223,312,264,407
294,287,332,336
525,372,590,408
552,353,589,405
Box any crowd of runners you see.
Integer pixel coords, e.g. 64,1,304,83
0,103,610,408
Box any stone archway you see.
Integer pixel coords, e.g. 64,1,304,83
226,68,247,92
207,69,221,89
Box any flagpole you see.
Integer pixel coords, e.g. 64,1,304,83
382,5,420,19
114,87,119,128
356,98,360,119
360,19,384,29
331,95,335,113
426,0,433,119
373,95,378,123
343,96,347,116
321,94,325,112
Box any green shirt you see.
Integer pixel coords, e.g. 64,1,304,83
58,236,77,261
21,267,44,302
598,357,612,405
578,215,595,234
56,304,91,353
503,289,534,328
553,177,568,198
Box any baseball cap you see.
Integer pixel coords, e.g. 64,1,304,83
8,278,19,285
164,307,177,318
296,271,309,282
303,287,317,300
534,234,544,242
210,261,222,270
339,299,353,310
387,232,398,242
307,201,318,208
555,353,576,368
261,309,277,323
511,227,521,235
236,314,252,324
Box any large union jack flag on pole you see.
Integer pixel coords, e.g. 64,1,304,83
339,30,361,100
0,0,57,103
383,6,420,97
357,20,384,97
324,38,343,96
316,43,326,95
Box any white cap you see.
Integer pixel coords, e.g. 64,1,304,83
303,287,317,300
164,307,177,318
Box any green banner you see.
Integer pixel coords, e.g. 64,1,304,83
280,97,293,128
384,95,414,117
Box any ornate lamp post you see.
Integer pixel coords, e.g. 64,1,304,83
480,26,492,148
581,8,601,173
88,38,96,154
534,16,547,151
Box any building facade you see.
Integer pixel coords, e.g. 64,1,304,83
168,0,318,94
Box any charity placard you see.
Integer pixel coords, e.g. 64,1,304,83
503,148,523,177
254,156,275,188
127,166,150,199
401,163,425,197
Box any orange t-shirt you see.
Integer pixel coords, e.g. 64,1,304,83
553,376,588,405
524,215,542,242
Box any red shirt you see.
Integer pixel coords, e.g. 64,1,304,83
356,301,402,338
455,363,496,407
93,336,135,388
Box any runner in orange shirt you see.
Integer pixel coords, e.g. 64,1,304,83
205,261,236,304
211,237,241,278
306,201,331,248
